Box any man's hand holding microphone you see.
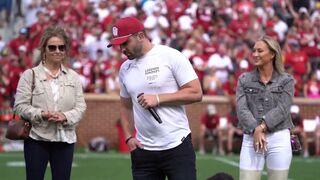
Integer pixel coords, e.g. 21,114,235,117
137,93,162,124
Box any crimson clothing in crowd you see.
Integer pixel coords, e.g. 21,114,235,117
190,54,206,83
200,113,220,129
8,36,31,56
285,51,309,76
8,64,24,94
228,16,250,37
223,80,237,96
298,30,320,58
293,74,303,97
29,21,49,51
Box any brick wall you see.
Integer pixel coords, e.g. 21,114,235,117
77,94,320,150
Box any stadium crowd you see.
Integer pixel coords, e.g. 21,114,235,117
0,0,320,154
0,0,320,104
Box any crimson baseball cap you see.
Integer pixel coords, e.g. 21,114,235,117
107,17,144,48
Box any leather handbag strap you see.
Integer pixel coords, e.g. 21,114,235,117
12,69,35,121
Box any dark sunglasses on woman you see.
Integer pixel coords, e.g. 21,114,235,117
47,45,66,52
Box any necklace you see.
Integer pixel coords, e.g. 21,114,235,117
44,67,60,79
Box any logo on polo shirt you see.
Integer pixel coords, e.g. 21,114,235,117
145,67,160,83
112,27,118,37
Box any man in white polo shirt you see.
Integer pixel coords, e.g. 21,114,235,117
107,16,202,180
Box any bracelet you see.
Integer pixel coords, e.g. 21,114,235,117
125,136,133,144
156,94,160,106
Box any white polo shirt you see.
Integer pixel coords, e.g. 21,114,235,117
119,45,198,150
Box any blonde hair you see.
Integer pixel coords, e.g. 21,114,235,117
39,26,70,62
258,36,285,74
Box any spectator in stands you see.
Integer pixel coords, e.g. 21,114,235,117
290,105,309,157
271,13,288,43
203,67,223,95
236,36,294,180
90,62,106,93
84,26,109,61
8,54,25,105
0,65,9,107
72,61,88,89
105,66,120,95
285,39,310,82
23,0,43,27
0,0,12,23
143,3,169,45
7,27,31,57
29,10,50,64
227,8,250,38
235,59,250,80
198,104,224,155
222,73,237,97
303,71,320,98
315,115,320,156
109,17,202,180
0,36,5,52
207,44,234,84
189,43,206,87
76,47,95,92
286,65,304,97
181,38,197,60
17,45,33,68
14,26,87,180
227,97,242,155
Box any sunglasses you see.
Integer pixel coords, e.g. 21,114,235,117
47,45,66,52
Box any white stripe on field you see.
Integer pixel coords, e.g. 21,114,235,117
6,161,77,167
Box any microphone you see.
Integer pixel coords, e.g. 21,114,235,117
137,93,162,124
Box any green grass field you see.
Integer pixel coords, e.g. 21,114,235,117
0,151,319,180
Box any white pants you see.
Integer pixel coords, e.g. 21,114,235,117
240,129,292,171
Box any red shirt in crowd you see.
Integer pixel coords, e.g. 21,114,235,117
293,73,303,97
200,113,220,129
8,36,31,56
285,51,309,76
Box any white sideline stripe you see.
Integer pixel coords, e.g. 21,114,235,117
6,161,77,167
213,157,239,167
0,153,131,159
75,153,131,159
213,157,268,176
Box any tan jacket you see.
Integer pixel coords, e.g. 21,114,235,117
14,63,87,143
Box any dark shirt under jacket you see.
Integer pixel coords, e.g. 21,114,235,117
236,69,295,134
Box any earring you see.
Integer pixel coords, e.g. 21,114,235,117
42,54,46,64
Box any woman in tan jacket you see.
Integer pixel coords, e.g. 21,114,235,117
14,26,87,180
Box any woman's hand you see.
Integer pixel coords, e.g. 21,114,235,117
253,124,267,153
43,111,67,122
